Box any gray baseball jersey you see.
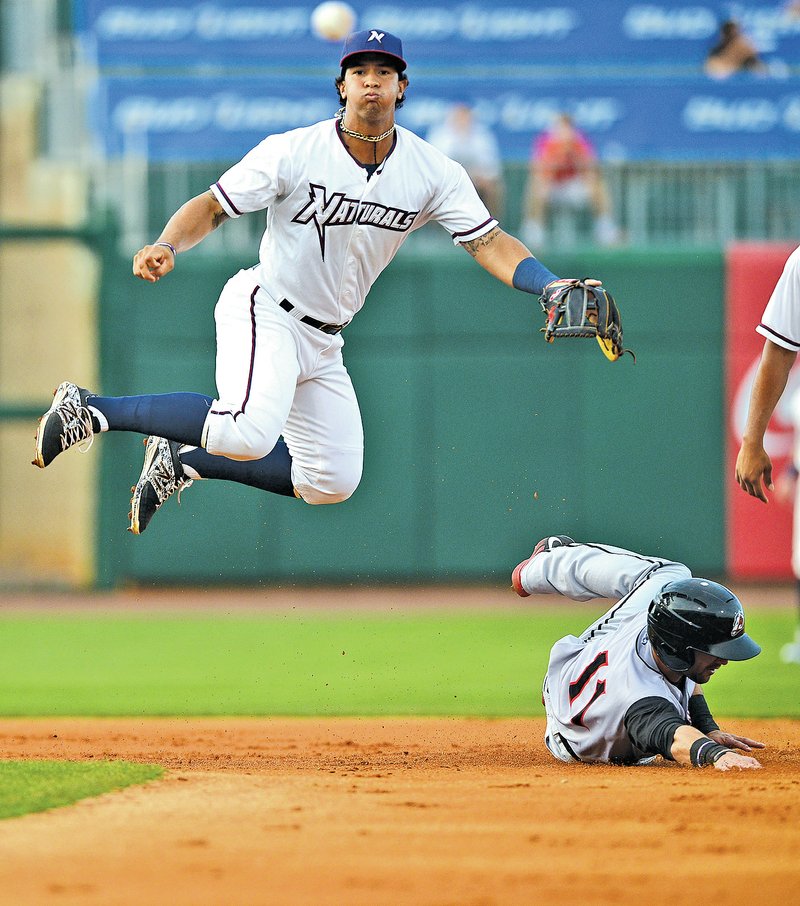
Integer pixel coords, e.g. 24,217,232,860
518,541,694,764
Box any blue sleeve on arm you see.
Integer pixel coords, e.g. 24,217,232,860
512,257,560,295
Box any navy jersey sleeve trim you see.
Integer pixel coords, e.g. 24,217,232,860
758,323,800,349
451,217,496,240
213,181,243,217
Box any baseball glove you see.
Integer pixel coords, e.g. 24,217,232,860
539,279,634,362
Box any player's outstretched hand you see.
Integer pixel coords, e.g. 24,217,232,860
133,244,176,283
735,441,774,503
709,729,766,752
713,750,762,771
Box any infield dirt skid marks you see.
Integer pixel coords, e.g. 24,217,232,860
0,717,798,905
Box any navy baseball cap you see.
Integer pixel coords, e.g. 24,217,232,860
340,29,406,70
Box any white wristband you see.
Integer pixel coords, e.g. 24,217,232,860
155,241,176,257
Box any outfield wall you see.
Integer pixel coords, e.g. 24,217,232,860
726,242,799,580
94,243,725,586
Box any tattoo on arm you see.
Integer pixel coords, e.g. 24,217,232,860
461,226,500,258
206,190,230,230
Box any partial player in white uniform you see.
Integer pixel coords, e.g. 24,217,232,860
32,29,606,534
736,244,800,661
736,244,800,501
512,536,764,769
772,387,800,663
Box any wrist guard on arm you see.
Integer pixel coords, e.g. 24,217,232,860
690,738,731,766
512,257,560,295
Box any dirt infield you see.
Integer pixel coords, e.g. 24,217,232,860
0,716,798,906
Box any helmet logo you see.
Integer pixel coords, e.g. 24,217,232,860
731,611,744,637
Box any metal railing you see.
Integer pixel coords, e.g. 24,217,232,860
606,160,800,246
94,158,800,256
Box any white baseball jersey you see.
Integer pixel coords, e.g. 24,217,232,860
210,119,497,326
518,542,694,763
202,117,496,502
757,244,800,351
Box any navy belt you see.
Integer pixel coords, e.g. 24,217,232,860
279,299,348,335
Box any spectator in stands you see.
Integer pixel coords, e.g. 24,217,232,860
426,102,504,219
704,19,767,79
521,113,619,250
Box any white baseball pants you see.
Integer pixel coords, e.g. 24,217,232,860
202,268,364,505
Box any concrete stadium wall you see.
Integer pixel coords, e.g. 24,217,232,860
95,243,724,587
0,239,99,586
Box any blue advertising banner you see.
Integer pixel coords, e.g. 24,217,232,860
96,73,800,161
75,0,800,69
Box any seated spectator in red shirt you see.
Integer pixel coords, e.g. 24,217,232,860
522,113,619,249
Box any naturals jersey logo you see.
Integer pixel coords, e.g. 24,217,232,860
292,183,418,259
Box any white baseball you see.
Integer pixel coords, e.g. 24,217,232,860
311,2,357,41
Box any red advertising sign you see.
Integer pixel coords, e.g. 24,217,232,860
726,242,799,579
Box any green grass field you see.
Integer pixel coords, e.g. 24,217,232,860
0,761,163,820
1,607,796,717
1,605,796,821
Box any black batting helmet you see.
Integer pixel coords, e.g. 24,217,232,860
647,578,761,673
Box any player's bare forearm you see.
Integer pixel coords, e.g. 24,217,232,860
159,191,229,252
461,227,532,287
736,341,797,500
671,724,762,769
670,724,715,765
741,341,796,446
132,191,229,283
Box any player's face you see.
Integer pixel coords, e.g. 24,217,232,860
686,650,729,684
340,59,405,122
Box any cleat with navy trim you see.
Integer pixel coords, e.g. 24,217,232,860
128,435,193,534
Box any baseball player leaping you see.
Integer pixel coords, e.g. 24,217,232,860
513,536,764,769
33,29,605,534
